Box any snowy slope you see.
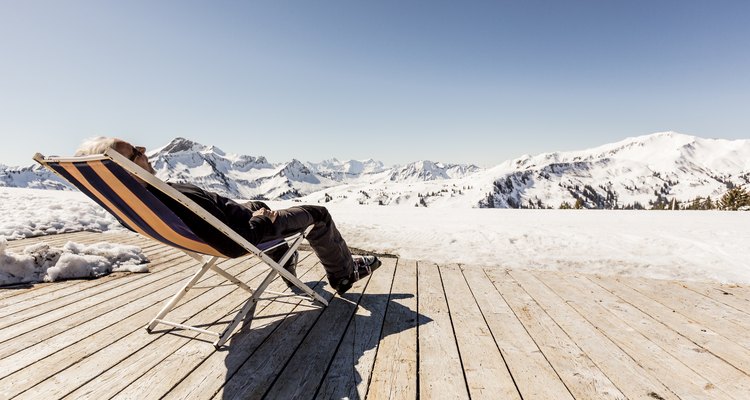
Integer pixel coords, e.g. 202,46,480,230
303,131,750,209
0,164,70,190
481,132,750,209
3,132,749,208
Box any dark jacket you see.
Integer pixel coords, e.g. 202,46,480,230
147,182,273,257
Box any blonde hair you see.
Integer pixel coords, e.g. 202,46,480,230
75,137,119,156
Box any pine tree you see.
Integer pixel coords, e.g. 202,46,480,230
719,186,750,210
574,198,584,209
704,196,714,210
690,197,703,210
559,201,572,209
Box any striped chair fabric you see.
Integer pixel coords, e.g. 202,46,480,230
46,158,228,257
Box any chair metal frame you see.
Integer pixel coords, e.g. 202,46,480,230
34,149,328,348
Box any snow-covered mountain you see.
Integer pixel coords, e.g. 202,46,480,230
480,131,750,209
0,164,71,190
306,158,387,181
147,138,484,200
5,132,749,208
388,160,481,182
299,131,750,209
150,138,293,199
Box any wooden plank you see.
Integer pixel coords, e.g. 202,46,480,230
4,230,109,251
688,282,750,303
715,283,750,302
0,257,265,399
0,237,181,313
22,259,263,400
0,256,243,374
0,251,199,350
576,273,750,399
680,281,750,316
462,267,573,400
0,242,176,318
163,258,329,400
409,262,468,400
0,231,145,298
0,256,256,397
615,276,750,350
99,254,322,400
440,264,519,399
0,246,182,324
367,258,418,400
263,259,393,399
314,258,398,400
0,234,169,304
591,275,750,377
532,271,735,399
211,263,338,399
484,269,625,400
0,242,178,314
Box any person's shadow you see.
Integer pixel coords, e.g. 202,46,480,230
217,281,431,400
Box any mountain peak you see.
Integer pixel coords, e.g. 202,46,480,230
161,137,202,154
625,131,697,145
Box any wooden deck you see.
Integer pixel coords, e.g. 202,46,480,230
1,232,749,399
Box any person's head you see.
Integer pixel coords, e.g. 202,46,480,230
75,136,155,174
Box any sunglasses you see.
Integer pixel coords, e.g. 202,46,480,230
130,146,146,161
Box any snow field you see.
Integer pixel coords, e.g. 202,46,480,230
1,187,748,285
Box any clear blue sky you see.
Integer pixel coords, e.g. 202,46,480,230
1,0,748,167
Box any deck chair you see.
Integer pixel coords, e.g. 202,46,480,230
34,149,328,348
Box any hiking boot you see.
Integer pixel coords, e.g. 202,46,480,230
334,255,381,295
281,251,299,288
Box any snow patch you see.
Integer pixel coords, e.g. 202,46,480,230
0,238,149,286
0,187,124,240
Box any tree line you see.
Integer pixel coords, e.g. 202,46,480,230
558,185,749,210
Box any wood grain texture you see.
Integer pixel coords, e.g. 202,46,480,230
315,258,398,400
462,267,574,400
440,264,520,400
485,268,625,400
414,262,468,400
367,258,418,400
3,231,750,400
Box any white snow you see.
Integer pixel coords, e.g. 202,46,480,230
0,187,124,239
270,201,750,284
0,238,149,286
1,186,748,285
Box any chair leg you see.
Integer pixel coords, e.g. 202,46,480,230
147,255,219,332
259,229,329,307
274,266,328,306
214,267,277,347
210,263,254,293
147,225,329,347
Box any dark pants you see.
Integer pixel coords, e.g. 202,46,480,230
243,201,354,283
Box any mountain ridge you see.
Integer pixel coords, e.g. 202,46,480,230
4,132,749,209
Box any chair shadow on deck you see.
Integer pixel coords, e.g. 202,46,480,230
219,283,432,400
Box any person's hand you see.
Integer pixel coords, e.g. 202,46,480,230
252,208,278,223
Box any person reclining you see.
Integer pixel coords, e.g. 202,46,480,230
75,136,380,294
